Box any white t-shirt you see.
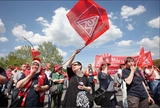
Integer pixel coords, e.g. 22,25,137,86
117,69,122,74
45,70,51,79
145,68,160,80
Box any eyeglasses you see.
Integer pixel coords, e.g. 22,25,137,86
101,64,106,66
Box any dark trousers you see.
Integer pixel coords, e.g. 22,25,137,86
127,95,149,108
90,82,95,92
101,92,116,107
11,88,19,102
52,92,63,108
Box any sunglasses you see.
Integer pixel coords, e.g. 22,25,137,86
73,63,80,66
101,64,106,66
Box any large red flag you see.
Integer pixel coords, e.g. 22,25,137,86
137,46,145,66
142,51,154,66
31,49,40,58
66,0,109,46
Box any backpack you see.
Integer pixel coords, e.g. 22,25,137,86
76,91,90,108
156,83,160,106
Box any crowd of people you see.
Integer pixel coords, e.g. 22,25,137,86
0,49,160,108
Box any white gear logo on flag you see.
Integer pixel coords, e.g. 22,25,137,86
76,16,99,37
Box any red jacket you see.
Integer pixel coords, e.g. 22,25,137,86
84,69,97,84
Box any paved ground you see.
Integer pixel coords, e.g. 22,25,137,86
7,84,159,108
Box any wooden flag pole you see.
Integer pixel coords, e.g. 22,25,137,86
62,45,86,66
22,36,34,49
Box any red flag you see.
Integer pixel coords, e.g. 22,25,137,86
102,53,108,60
142,51,154,66
137,46,144,66
66,0,109,46
31,49,40,58
94,55,103,68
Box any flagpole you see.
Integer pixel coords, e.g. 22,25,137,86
62,45,86,66
22,36,34,49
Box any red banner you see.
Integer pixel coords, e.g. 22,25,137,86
66,0,109,46
95,51,154,75
137,46,144,66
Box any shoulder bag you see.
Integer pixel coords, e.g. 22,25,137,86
0,91,8,107
76,76,94,108
49,73,60,95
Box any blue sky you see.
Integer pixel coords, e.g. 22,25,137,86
0,0,159,69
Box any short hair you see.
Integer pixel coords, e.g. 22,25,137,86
124,57,134,64
73,61,82,70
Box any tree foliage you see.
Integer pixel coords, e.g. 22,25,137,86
153,59,160,69
0,42,63,70
38,41,63,68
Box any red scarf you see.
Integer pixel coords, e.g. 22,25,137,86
18,71,46,107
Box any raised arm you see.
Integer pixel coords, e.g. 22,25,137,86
16,69,37,89
124,66,136,85
66,49,81,67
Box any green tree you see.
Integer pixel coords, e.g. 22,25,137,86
0,42,63,69
38,41,63,68
153,59,160,69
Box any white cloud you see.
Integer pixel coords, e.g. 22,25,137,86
0,19,6,34
12,24,34,41
12,7,123,48
137,36,160,48
121,5,146,19
125,18,132,22
126,23,134,31
14,46,22,50
57,48,67,57
36,17,50,27
0,53,5,57
147,16,160,28
117,40,133,46
0,36,8,42
108,12,118,20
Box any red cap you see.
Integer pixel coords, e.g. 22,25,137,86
32,58,41,63
54,64,62,71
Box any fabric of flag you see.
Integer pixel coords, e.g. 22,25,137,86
142,51,154,67
137,46,144,66
66,0,109,46
31,49,40,58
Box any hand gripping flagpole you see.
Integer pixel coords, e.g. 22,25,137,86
22,36,34,49
62,45,86,66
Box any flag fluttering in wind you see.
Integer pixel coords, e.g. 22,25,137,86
31,49,40,58
66,0,109,46
143,51,154,67
137,46,145,66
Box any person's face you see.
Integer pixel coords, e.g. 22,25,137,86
57,68,62,73
101,64,108,70
21,64,26,71
126,60,134,67
32,62,39,71
72,62,81,72
88,65,92,69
